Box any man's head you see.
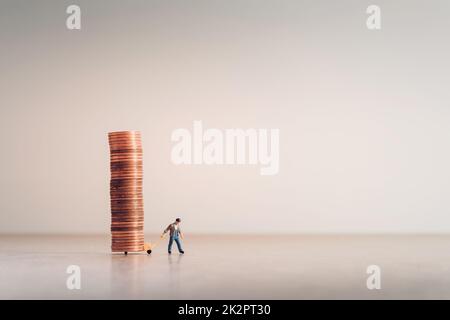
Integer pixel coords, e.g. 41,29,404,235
175,218,181,224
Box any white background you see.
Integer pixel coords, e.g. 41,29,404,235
1,0,449,234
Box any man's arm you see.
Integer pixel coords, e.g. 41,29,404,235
161,224,171,237
179,227,184,239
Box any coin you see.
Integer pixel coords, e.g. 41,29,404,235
108,131,145,253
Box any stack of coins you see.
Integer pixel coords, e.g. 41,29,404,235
108,131,144,253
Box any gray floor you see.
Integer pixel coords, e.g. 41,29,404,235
1,234,450,299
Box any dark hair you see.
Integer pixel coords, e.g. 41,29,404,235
176,218,181,222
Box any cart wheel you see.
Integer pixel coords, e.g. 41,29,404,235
124,251,128,255
147,250,152,254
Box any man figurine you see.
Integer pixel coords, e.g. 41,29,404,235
162,218,185,254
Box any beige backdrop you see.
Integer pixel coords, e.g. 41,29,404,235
1,0,450,234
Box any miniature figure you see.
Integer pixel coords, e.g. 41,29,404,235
162,218,185,254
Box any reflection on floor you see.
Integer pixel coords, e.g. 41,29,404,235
1,234,450,299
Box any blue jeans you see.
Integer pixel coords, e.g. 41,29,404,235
168,236,183,253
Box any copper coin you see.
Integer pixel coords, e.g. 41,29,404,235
112,243,143,245
110,170,142,174
109,186,143,194
111,236,144,238
110,163,143,169
110,170,143,174
110,221,144,225
110,202,144,206
111,227,144,230
111,222,144,225
111,235,144,238
109,151,142,154
110,201,144,204
110,201,143,204
110,189,143,193
111,232,143,234
110,174,143,179
109,152,142,155
111,240,144,244
108,137,141,141
110,175,143,180
111,235,144,241
110,190,143,194
110,211,144,215
111,220,144,224
109,141,141,145
109,160,142,165
110,185,143,190
111,199,143,203
109,148,142,152
110,197,143,201
110,185,143,188
110,178,143,183
110,191,143,194
111,216,144,219
108,130,141,134
110,206,144,211
109,156,144,166
111,215,144,218
109,144,142,148
110,148,142,153
111,225,143,229
109,143,141,148
108,136,141,139
109,151,142,155
109,141,141,146
110,195,143,199
110,184,143,189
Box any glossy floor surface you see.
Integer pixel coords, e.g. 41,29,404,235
1,235,450,299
